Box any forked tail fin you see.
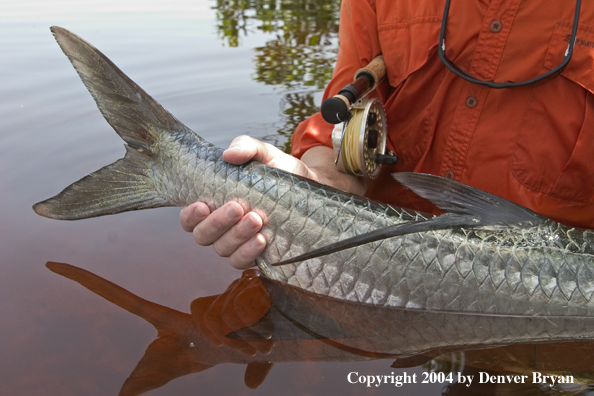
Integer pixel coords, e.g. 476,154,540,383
33,145,169,220
33,26,200,220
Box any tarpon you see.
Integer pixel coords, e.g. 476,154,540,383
34,27,594,318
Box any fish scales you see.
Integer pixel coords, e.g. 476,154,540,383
34,27,594,319
141,126,594,317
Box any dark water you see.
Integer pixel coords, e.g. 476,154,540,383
1,1,593,395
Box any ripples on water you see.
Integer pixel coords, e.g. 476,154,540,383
1,1,593,395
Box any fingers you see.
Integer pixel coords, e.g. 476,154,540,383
192,201,244,246
181,201,267,269
212,212,262,257
228,234,266,269
180,202,210,232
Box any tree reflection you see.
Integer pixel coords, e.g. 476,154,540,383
213,0,341,152
259,91,320,153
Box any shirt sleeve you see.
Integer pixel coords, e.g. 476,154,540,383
291,0,385,159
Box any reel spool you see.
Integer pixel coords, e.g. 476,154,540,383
332,97,393,180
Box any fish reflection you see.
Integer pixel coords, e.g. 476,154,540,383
46,262,594,395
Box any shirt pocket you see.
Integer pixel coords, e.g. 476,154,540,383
378,16,441,87
512,23,594,203
378,17,441,161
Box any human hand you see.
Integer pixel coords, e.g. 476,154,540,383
180,135,319,269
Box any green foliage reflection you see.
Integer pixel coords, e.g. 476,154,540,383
213,0,341,152
261,92,320,153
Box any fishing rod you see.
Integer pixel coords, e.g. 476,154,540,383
321,55,398,180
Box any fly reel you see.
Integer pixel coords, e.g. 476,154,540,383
331,97,395,179
321,55,397,179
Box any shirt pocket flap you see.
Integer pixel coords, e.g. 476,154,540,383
378,16,441,87
545,22,594,94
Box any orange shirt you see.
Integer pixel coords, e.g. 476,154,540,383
291,0,594,228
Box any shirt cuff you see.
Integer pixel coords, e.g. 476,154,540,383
290,112,334,159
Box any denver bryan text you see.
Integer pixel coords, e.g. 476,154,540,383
476,372,574,386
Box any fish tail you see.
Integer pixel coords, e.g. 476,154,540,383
33,27,201,220
33,146,168,219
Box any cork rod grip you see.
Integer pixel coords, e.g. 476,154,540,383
321,55,386,124
355,55,386,91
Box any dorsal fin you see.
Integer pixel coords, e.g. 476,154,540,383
392,172,544,226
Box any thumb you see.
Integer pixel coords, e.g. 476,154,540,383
222,135,316,179
222,135,278,165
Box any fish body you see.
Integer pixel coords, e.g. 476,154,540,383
47,262,594,395
35,27,594,318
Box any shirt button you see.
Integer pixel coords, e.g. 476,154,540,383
466,96,477,108
444,170,455,179
490,20,502,33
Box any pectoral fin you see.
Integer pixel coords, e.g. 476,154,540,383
271,215,479,266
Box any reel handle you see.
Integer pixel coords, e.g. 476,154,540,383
321,55,386,124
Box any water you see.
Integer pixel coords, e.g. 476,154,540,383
1,1,593,395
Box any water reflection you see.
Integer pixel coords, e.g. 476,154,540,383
213,0,340,152
265,92,320,153
47,262,594,396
